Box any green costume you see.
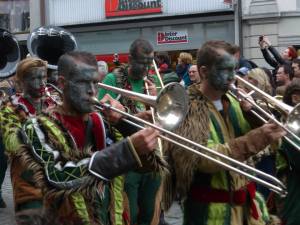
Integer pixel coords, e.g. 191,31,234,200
10,107,166,225
275,140,300,225
99,68,163,225
0,95,51,213
164,84,270,225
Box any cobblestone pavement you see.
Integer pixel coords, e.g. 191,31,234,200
0,166,16,225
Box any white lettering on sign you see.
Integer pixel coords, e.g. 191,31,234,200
157,30,188,45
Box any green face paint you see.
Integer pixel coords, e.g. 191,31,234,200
208,52,236,92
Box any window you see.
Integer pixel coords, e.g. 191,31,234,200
0,0,30,33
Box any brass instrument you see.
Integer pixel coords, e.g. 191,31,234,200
145,59,166,156
231,76,300,151
27,26,78,69
98,82,188,131
0,28,20,78
94,82,287,196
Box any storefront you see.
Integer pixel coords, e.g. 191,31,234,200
44,0,234,65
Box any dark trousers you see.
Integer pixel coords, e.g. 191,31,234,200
125,171,161,225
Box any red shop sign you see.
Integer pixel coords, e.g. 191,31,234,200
105,0,162,18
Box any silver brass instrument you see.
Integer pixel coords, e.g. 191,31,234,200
0,28,20,78
94,82,287,196
27,26,78,70
232,76,300,151
98,82,188,131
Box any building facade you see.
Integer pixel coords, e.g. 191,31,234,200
242,0,300,67
40,0,234,63
5,0,300,68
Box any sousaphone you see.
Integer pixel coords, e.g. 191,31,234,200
27,26,78,69
0,28,20,78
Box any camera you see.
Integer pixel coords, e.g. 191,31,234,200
259,35,264,42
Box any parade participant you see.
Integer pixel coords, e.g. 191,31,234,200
99,38,163,225
0,78,14,208
273,78,300,225
16,51,164,225
0,57,50,219
163,40,286,225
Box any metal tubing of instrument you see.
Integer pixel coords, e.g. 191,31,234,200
152,59,165,88
248,107,300,150
235,76,300,143
144,76,163,156
121,118,285,196
230,84,300,151
235,76,294,113
92,98,287,196
98,83,157,106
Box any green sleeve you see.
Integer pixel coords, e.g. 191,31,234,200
98,73,118,100
0,106,23,155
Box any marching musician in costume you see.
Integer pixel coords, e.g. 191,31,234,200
272,78,300,225
14,51,166,225
99,39,163,225
163,40,286,225
0,57,52,221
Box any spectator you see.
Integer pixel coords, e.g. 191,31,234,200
261,67,276,96
236,67,250,77
176,52,192,88
283,78,300,106
292,58,300,79
188,65,200,84
276,64,292,95
245,68,273,97
156,51,171,74
259,35,297,82
231,44,254,70
97,60,108,82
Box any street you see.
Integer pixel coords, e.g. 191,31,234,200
0,167,16,225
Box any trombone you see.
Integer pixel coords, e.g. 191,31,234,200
94,82,287,196
232,76,300,151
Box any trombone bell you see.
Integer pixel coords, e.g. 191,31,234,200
156,82,189,130
286,103,300,141
98,82,189,130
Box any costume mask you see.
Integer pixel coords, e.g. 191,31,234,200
129,53,153,80
65,64,99,114
130,61,148,80
208,53,236,92
23,67,47,99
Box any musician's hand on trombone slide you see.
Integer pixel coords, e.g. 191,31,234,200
135,110,153,122
235,87,254,112
130,127,160,155
100,94,125,124
260,122,287,143
144,78,157,96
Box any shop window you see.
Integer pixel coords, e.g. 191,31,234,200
0,13,9,29
0,0,30,33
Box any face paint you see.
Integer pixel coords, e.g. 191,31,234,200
130,61,148,80
23,67,47,99
129,52,153,80
64,64,99,114
208,53,236,92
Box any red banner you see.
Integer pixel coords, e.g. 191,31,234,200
105,0,162,18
